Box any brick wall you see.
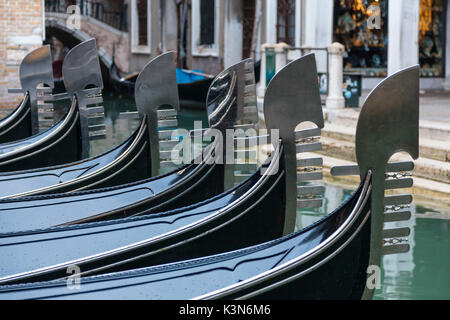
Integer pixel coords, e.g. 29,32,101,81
0,0,44,109
46,12,130,74
80,17,130,73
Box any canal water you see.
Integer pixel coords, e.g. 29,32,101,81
60,91,450,300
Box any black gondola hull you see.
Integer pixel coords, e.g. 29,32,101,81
0,99,82,172
0,95,32,144
177,78,213,110
222,205,371,300
0,176,372,300
0,155,223,233
0,119,151,198
0,150,285,285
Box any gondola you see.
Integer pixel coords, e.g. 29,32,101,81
0,170,371,299
0,55,308,285
0,63,419,300
0,93,32,144
0,119,149,198
0,49,183,199
0,96,81,172
0,56,259,233
0,40,107,173
178,59,260,111
110,61,212,110
0,144,285,286
110,58,261,110
0,45,54,143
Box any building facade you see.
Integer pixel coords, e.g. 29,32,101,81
0,0,45,109
2,0,450,110
60,0,450,91
257,0,450,91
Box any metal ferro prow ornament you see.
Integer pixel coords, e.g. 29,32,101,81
205,58,258,190
62,39,105,158
134,52,180,176
264,54,324,236
353,66,419,300
8,45,54,135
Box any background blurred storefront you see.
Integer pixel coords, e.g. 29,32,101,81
419,0,447,78
333,0,389,78
260,0,450,91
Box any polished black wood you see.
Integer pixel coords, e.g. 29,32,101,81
0,98,81,172
0,149,284,286
0,149,223,234
0,94,32,144
0,174,371,299
0,118,151,198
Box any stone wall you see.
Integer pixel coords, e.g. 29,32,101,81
0,0,44,109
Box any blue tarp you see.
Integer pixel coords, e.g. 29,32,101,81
176,68,206,84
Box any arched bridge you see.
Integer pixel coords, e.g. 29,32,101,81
44,0,131,75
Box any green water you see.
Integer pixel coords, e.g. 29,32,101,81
295,184,450,300
94,91,450,300
89,91,208,156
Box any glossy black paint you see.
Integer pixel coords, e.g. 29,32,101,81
53,80,66,94
0,118,151,198
0,151,223,233
0,151,284,285
0,98,81,172
177,78,214,110
0,95,32,144
0,175,371,300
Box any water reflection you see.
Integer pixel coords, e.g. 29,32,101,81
295,180,450,300
94,91,450,300
90,91,140,156
87,91,208,157
377,215,450,300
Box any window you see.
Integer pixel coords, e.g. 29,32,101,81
131,0,151,53
200,0,215,45
333,0,388,77
419,0,447,77
242,0,256,58
276,0,296,46
192,0,219,56
137,0,148,46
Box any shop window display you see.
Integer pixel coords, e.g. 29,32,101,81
419,0,447,77
333,0,388,77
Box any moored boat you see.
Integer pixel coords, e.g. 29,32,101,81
0,50,182,199
0,55,259,234
0,45,54,143
109,58,261,111
0,40,106,172
0,56,287,285
0,61,419,300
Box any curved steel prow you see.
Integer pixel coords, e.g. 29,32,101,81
13,45,54,134
357,66,420,300
205,58,258,189
62,39,105,158
207,58,257,131
264,54,324,236
135,51,180,176
62,39,103,96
